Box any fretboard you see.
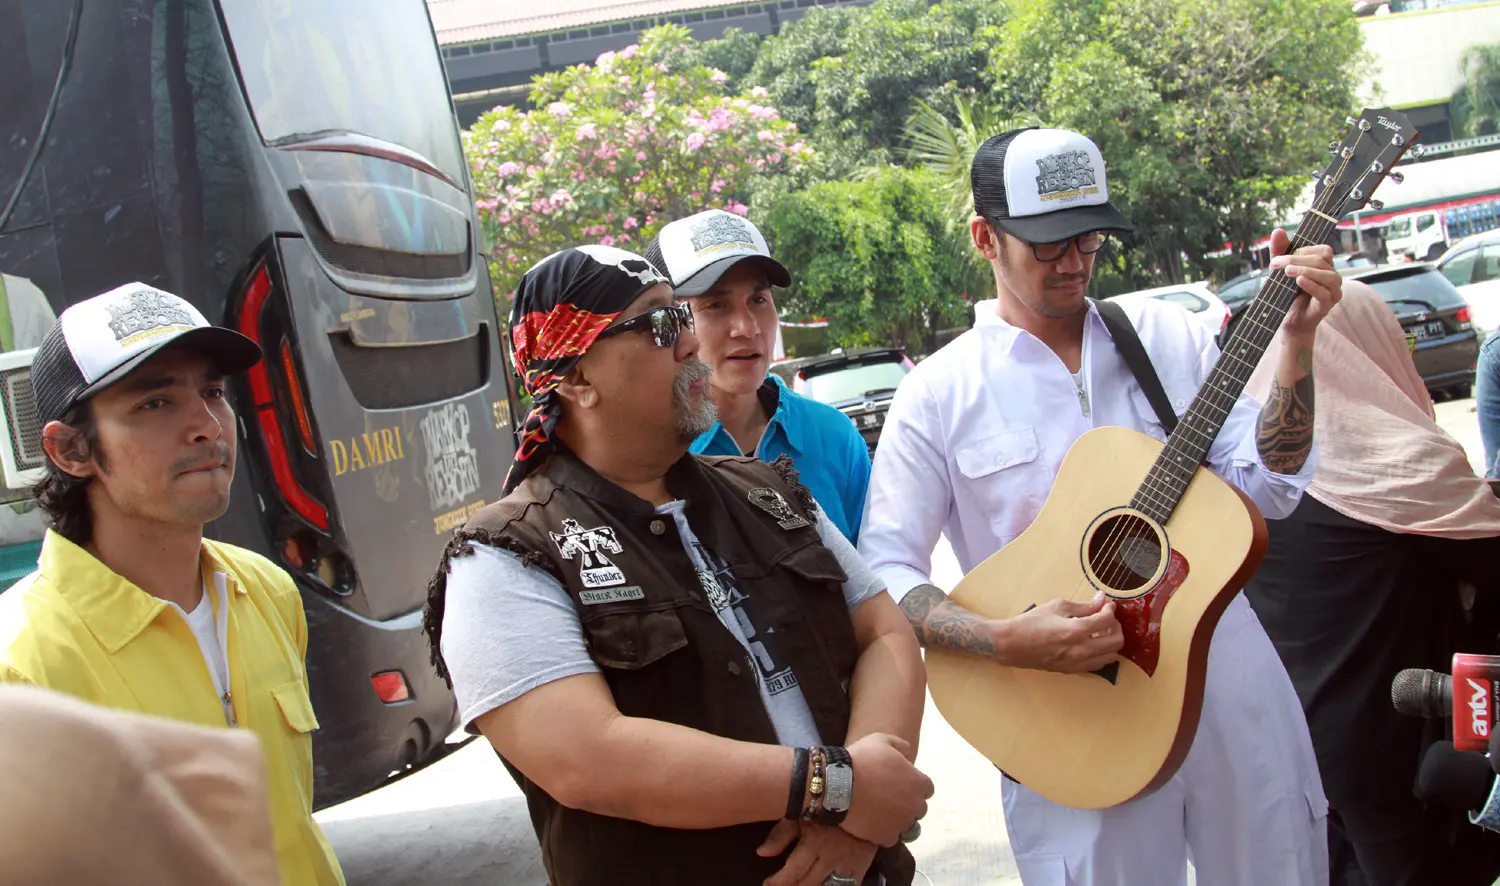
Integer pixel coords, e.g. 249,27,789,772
1129,230,1325,524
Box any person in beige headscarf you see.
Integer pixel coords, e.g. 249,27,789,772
0,684,280,886
1244,279,1500,886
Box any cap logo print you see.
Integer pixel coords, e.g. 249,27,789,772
573,244,667,288
1035,150,1099,204
105,289,196,347
688,214,757,257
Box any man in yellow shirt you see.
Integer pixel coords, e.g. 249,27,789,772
0,282,345,885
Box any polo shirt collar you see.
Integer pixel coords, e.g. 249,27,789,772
973,297,1109,356
760,375,805,456
39,530,247,654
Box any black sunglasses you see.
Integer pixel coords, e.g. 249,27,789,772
596,302,694,348
989,220,1111,263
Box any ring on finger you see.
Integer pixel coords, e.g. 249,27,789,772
823,875,860,886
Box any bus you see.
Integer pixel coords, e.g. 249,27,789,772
0,0,521,807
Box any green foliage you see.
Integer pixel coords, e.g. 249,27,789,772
759,166,972,354
747,0,1008,177
685,27,763,93
1452,43,1500,138
464,26,811,304
981,0,1364,285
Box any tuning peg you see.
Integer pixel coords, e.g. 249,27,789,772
1370,199,1384,211
1370,161,1385,174
1351,187,1365,202
1412,144,1426,158
1312,170,1323,180
1388,171,1404,184
1345,116,1357,126
1393,135,1405,147
1328,141,1340,154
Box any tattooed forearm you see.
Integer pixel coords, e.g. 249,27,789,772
899,584,997,657
1257,346,1315,475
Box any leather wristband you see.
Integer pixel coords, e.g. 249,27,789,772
787,747,810,821
817,746,853,826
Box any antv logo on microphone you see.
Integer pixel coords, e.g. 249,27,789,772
1454,654,1500,752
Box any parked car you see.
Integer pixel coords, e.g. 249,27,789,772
772,348,914,454
1340,263,1479,399
1106,282,1231,341
1215,270,1265,340
1435,231,1500,334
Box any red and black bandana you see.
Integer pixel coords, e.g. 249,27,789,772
504,245,669,492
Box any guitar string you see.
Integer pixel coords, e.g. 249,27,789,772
1084,126,1391,596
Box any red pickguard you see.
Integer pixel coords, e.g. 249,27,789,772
1112,549,1190,677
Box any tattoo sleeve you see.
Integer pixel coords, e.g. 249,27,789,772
1256,346,1315,475
898,584,996,657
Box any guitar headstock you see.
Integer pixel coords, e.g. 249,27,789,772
1310,107,1421,223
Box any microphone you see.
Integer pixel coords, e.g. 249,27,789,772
1416,740,1500,835
1392,654,1500,752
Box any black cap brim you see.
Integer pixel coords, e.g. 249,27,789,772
674,255,791,297
76,327,263,404
991,202,1134,244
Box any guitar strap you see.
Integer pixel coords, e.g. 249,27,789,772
1091,298,1179,435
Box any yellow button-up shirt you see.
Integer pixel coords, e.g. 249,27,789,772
0,531,345,886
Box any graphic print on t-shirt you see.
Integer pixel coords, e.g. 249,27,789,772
693,541,800,697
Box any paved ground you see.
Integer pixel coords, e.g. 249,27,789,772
318,397,1487,885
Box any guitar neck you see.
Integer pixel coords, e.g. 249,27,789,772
1129,224,1328,523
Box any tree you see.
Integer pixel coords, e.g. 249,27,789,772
982,0,1364,284
747,0,1008,176
1452,43,1500,138
759,166,972,354
464,26,813,302
684,27,762,93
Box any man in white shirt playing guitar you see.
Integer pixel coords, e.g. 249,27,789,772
859,127,1340,885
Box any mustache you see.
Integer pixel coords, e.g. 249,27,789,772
1045,273,1088,287
171,442,231,473
673,358,712,396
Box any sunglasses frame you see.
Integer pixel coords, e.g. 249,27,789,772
1026,231,1111,263
596,302,695,348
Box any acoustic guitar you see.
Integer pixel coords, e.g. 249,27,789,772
926,108,1420,810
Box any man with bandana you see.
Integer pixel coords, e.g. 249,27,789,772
423,245,932,886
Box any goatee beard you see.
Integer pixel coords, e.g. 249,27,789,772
673,358,718,444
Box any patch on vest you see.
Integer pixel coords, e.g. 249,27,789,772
549,518,627,588
579,586,645,605
748,487,811,531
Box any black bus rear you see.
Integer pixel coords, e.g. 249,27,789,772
1,0,519,806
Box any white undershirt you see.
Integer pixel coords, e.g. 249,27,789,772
171,575,231,709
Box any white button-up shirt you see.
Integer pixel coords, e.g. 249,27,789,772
860,298,1317,602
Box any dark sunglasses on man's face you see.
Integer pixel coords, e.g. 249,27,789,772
596,302,694,348
1025,231,1110,263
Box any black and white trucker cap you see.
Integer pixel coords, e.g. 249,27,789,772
971,127,1134,244
644,209,791,297
31,282,262,426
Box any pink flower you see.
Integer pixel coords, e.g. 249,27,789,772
710,179,726,193
750,86,769,98
620,45,639,60
725,201,749,216
757,130,774,142
547,101,572,118
595,50,617,69
685,133,707,150
495,161,522,178
635,151,647,161
623,217,639,230
710,69,729,84
600,235,618,247
576,122,598,139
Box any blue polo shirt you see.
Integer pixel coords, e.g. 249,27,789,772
690,375,871,543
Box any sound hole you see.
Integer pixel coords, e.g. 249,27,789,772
1087,514,1164,593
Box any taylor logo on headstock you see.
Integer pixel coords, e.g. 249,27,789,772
747,487,810,531
550,519,627,588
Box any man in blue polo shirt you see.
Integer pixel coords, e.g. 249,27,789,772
645,211,871,542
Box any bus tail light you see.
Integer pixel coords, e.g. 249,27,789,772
237,266,329,530
280,339,318,453
371,671,411,704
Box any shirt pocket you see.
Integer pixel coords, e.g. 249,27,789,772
580,601,690,671
271,678,320,734
953,426,1043,545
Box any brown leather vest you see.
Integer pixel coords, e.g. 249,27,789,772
442,450,914,886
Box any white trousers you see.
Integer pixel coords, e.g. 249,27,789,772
1002,594,1329,886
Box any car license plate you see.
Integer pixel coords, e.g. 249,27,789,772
1408,319,1446,342
860,413,882,429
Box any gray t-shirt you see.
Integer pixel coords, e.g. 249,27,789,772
441,504,885,746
